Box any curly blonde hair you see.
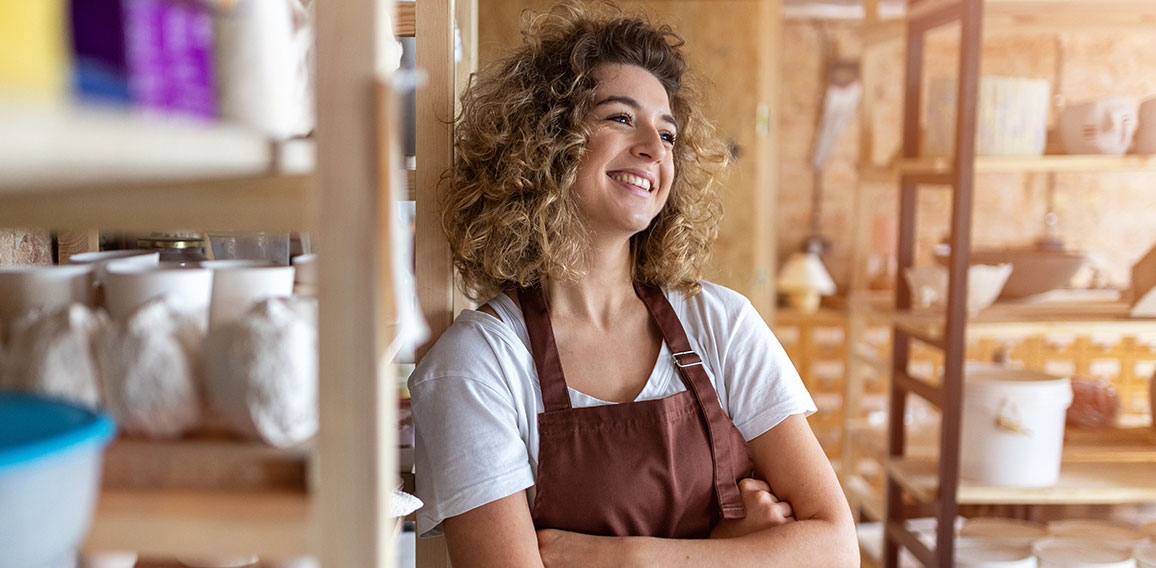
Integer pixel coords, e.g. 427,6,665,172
442,1,728,300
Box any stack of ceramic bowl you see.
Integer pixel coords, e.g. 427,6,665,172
1035,519,1147,568
957,518,1046,568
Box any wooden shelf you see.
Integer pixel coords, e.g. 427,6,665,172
885,296,1156,343
0,101,313,192
906,0,1156,30
0,174,311,232
863,0,1156,47
102,436,311,493
85,488,312,558
897,155,1156,177
889,458,1156,505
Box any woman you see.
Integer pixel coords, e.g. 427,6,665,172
409,3,857,566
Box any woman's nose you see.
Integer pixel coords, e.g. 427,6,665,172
632,127,668,162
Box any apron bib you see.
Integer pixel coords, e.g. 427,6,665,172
519,282,754,538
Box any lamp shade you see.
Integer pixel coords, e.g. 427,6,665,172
776,252,836,295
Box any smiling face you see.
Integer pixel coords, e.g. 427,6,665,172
572,63,677,242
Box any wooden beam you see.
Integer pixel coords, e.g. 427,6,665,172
315,0,397,566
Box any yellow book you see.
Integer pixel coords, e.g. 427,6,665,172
0,0,69,97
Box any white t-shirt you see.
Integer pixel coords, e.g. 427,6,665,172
408,281,816,537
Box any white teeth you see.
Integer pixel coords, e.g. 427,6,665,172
609,172,652,191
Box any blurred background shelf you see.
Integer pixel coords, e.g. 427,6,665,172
906,0,1156,31
896,155,1156,176
85,488,312,558
889,458,1156,505
0,174,312,232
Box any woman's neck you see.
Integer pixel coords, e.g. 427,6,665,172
544,237,637,328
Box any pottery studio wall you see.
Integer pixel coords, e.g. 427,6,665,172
782,23,1156,292
484,3,1156,298
0,230,53,265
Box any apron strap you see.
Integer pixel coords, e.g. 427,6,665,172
634,282,747,520
517,284,573,412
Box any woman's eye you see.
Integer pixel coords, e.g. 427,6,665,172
661,132,677,145
608,113,632,125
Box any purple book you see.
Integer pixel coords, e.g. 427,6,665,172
125,0,216,119
71,0,132,104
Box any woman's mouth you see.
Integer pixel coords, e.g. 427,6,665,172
607,172,653,192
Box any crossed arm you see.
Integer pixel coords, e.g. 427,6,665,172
441,414,859,567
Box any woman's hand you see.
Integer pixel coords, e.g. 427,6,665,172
537,528,620,568
709,478,796,539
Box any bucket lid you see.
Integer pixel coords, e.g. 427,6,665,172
965,363,1072,403
1033,538,1134,566
1135,542,1156,566
955,537,1034,565
960,518,1049,540
0,391,115,470
1047,519,1146,544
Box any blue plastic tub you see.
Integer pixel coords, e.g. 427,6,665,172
0,391,115,568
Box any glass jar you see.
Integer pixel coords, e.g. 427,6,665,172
135,234,208,266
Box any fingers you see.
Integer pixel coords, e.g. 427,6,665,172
737,477,772,494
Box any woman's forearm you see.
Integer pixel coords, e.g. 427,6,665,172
539,517,858,568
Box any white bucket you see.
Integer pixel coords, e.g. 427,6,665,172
1033,538,1136,568
956,537,1038,567
960,365,1073,487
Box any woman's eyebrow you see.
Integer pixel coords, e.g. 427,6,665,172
594,95,678,128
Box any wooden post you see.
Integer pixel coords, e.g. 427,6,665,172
55,229,100,264
415,0,457,566
755,0,783,322
315,0,398,566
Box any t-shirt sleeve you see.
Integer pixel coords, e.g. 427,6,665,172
408,325,535,538
718,296,816,441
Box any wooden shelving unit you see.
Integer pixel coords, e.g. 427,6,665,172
0,1,454,566
863,1,1156,567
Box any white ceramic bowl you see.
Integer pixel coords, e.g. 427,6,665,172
0,392,115,568
0,264,95,322
960,517,1049,546
1046,519,1147,546
202,260,295,329
103,264,213,328
904,263,1013,315
954,536,1037,568
1032,537,1136,568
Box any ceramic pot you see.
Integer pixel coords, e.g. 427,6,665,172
1059,97,1138,155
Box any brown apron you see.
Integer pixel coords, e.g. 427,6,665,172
519,282,755,538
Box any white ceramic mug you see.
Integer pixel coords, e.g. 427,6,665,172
202,260,295,329
102,264,213,328
68,250,159,284
0,265,94,323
